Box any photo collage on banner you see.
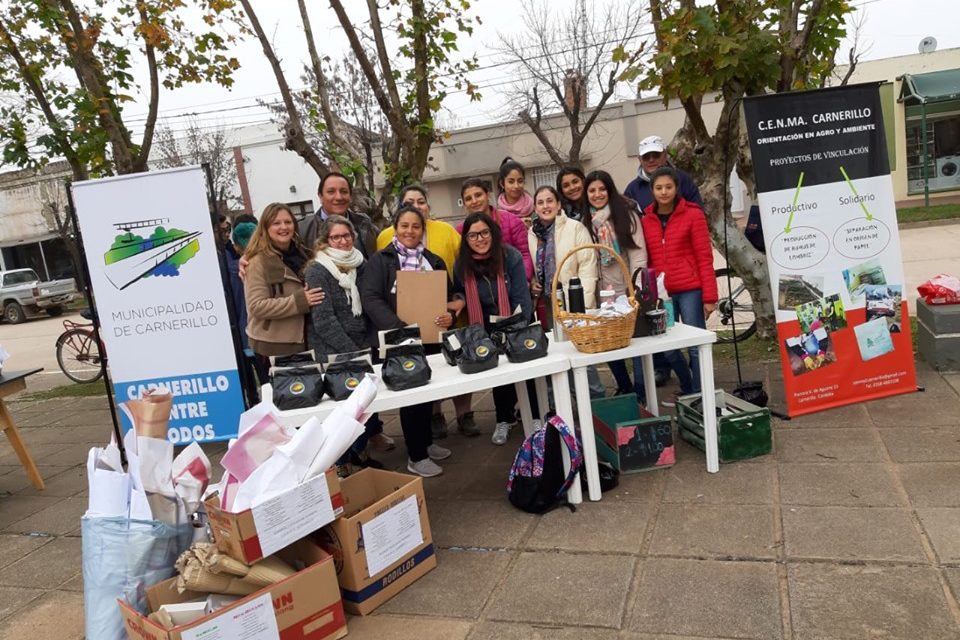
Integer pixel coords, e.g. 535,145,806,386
744,83,917,416
71,166,245,443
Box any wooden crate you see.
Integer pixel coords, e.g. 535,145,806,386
676,390,772,463
592,394,675,474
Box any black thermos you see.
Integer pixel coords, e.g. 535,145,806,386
567,277,586,313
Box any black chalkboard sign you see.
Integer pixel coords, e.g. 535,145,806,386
615,417,675,472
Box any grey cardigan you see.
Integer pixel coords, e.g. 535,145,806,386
303,261,368,358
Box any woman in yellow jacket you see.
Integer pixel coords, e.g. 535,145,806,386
376,185,460,276
243,203,324,365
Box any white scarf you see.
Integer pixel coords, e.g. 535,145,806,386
314,247,364,316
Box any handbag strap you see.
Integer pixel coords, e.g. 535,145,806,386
545,414,583,495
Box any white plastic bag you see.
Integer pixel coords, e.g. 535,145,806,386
81,516,192,640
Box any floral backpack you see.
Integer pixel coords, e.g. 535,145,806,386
506,414,583,513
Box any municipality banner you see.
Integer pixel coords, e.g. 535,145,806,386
71,166,245,442
743,83,916,416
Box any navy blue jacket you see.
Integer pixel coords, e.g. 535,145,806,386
223,244,249,350
452,245,532,327
624,167,704,212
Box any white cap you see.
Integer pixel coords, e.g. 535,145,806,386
638,135,666,156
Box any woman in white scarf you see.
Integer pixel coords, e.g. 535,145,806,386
305,214,395,456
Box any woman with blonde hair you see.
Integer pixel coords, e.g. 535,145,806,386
243,203,323,366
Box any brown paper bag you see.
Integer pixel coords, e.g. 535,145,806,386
125,391,173,439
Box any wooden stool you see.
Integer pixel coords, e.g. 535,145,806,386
0,368,45,490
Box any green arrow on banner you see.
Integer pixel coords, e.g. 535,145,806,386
839,165,874,221
783,171,805,233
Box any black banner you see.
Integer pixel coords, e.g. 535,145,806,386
743,83,890,192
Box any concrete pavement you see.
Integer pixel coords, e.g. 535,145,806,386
0,311,86,392
1,360,959,639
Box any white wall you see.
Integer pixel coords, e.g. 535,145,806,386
240,138,321,217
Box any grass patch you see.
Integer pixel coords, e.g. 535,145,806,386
23,381,107,401
712,332,780,364
897,203,960,224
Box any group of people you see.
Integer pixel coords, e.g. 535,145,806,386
232,134,717,478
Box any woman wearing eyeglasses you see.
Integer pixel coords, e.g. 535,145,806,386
304,214,393,468
453,212,533,446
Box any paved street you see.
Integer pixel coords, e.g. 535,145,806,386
0,311,86,392
1,360,960,639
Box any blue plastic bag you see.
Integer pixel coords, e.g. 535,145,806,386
81,516,193,640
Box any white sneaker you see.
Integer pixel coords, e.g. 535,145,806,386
407,457,443,477
427,443,451,460
531,418,543,431
491,421,513,446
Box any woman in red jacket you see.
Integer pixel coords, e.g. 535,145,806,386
641,166,718,397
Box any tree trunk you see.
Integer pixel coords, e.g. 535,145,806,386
674,116,777,340
699,176,776,339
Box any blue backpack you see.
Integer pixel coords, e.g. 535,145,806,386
507,415,583,513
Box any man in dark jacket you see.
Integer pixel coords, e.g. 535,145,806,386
299,172,378,258
624,135,704,211
624,135,706,387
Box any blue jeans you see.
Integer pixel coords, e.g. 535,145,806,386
672,289,705,393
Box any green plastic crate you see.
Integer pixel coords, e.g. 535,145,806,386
676,390,772,463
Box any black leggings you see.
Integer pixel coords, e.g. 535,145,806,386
400,402,434,462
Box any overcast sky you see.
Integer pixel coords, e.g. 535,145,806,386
123,0,960,138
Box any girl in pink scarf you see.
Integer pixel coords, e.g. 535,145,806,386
496,157,535,224
457,177,534,281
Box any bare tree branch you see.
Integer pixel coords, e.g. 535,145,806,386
498,0,648,166
134,1,160,172
238,0,328,177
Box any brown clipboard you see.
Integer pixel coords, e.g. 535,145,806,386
396,270,448,343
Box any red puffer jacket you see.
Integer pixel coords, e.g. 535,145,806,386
641,198,718,304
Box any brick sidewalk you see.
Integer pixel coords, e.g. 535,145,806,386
1,361,958,639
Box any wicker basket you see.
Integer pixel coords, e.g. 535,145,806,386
551,243,638,353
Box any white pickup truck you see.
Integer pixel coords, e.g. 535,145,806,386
0,268,78,324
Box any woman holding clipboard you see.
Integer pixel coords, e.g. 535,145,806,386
359,204,464,477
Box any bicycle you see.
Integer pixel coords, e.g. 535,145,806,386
55,310,105,383
709,267,757,343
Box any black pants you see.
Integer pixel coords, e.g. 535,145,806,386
400,402,434,462
492,380,540,424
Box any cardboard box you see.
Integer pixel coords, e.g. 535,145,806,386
315,468,436,615
592,394,676,473
119,540,347,640
205,468,343,565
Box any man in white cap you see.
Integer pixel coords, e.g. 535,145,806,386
625,135,705,388
624,135,704,210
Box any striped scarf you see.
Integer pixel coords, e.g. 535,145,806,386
392,237,425,271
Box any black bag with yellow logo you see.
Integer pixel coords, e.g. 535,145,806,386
381,344,432,391
502,321,549,364
442,325,499,374
271,365,324,410
322,359,374,401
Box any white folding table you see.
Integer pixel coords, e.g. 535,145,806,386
549,324,719,501
262,350,584,503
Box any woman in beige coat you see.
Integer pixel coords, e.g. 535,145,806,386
528,186,606,398
244,203,324,364
528,185,598,315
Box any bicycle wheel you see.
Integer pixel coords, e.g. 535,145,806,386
56,328,104,383
710,267,757,343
